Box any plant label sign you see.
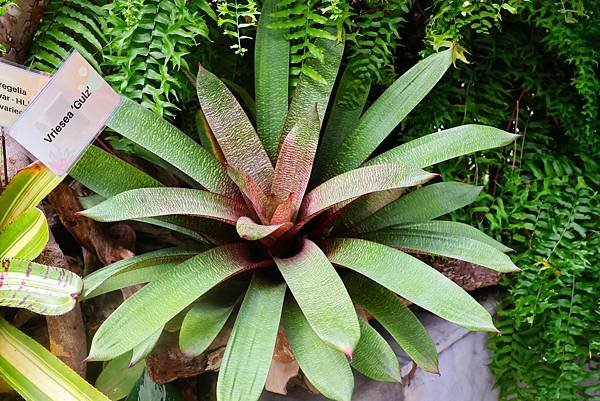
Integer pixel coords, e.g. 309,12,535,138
0,60,50,128
8,51,121,176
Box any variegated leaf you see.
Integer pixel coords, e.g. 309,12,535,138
0,208,48,260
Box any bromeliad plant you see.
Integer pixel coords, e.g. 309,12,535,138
73,2,519,399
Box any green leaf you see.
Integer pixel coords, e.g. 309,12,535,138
313,67,371,184
0,208,48,260
0,317,110,401
72,147,215,241
179,287,240,357
332,189,404,234
282,34,344,135
363,221,518,272
106,97,238,199
0,258,82,316
86,263,178,299
274,239,359,355
96,352,145,401
349,182,483,234
351,317,402,382
80,188,248,225
366,125,518,169
126,371,182,401
88,243,263,361
82,247,201,299
323,239,496,332
282,296,353,401
322,49,453,179
298,164,436,223
217,272,286,401
271,105,321,219
0,162,62,231
130,328,162,367
71,146,162,198
236,217,291,241
197,66,274,194
255,0,290,161
346,274,437,373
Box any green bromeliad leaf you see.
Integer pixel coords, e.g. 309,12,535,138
179,285,241,357
106,97,238,199
0,317,111,401
72,147,219,242
0,162,61,231
349,182,483,234
298,164,436,223
0,208,48,260
87,243,265,361
322,49,453,180
274,239,360,355
126,371,183,401
95,352,145,401
271,105,321,220
197,66,274,194
80,188,248,225
366,125,518,169
351,317,402,382
217,272,285,401
323,238,496,332
130,328,162,367
282,296,354,401
254,0,289,161
82,247,201,299
0,258,82,316
363,221,518,272
345,274,438,373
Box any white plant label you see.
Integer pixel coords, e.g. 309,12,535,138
8,51,121,175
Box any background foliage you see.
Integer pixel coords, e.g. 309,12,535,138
22,0,600,399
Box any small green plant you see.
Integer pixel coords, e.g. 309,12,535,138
70,2,518,400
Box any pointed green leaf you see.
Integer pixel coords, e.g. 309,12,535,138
197,66,274,193
366,125,518,169
346,274,437,373
106,97,238,198
272,105,321,219
0,317,111,401
350,182,483,234
298,164,436,223
282,35,344,135
323,49,453,179
363,221,518,272
274,239,359,355
80,188,248,225
72,147,214,241
82,247,201,299
217,272,286,401
0,258,82,316
236,217,291,241
86,263,179,299
332,189,403,233
88,243,263,361
130,328,162,367
282,296,353,401
179,290,238,357
313,67,371,184
255,0,290,161
351,317,402,382
0,208,48,260
323,239,496,332
0,162,61,231
96,352,145,401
